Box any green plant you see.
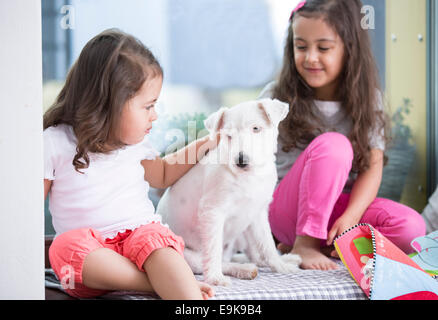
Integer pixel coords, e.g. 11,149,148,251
379,98,416,202
391,98,413,147
148,112,208,157
171,112,208,143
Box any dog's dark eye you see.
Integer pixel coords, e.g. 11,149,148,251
227,134,232,140
253,126,261,133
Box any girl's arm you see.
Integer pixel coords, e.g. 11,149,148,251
326,148,384,245
44,179,52,200
141,134,219,189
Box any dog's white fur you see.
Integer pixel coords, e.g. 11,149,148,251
156,98,301,286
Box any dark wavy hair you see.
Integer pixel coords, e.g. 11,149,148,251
273,0,390,173
44,28,163,173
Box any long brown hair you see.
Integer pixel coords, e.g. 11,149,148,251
44,28,162,173
273,0,390,173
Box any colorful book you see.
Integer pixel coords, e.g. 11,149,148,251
334,223,438,300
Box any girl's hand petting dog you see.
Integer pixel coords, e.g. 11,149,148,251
199,132,221,159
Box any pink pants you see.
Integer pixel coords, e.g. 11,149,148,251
268,132,426,253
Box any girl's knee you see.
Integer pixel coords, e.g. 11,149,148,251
149,247,178,258
309,132,354,164
142,247,182,271
128,223,185,271
401,208,426,238
393,208,426,253
367,200,426,253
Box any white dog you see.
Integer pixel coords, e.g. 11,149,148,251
156,98,301,286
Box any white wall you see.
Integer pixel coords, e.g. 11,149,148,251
0,1,44,299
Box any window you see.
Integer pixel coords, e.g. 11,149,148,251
381,0,428,212
42,0,300,235
42,0,433,235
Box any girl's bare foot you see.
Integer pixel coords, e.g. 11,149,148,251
198,281,214,300
291,236,338,270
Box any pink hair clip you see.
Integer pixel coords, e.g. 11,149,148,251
290,0,306,20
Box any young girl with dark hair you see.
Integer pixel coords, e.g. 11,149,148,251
260,0,426,270
44,29,216,299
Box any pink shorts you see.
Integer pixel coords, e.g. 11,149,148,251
48,222,185,299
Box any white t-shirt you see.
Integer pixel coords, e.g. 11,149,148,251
259,82,386,191
44,124,161,240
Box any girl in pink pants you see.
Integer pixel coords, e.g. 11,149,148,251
268,133,426,268
261,0,426,270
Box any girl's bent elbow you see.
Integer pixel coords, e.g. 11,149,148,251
145,176,167,189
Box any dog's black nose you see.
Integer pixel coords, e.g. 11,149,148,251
236,152,249,168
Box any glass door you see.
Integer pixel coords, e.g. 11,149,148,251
428,0,438,199
380,0,428,212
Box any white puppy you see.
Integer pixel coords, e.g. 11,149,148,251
156,98,301,286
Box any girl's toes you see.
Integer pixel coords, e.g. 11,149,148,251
199,282,214,298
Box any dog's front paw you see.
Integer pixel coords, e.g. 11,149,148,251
232,263,258,280
269,256,301,274
281,253,302,266
204,273,232,287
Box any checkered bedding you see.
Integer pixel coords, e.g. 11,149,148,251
45,260,367,300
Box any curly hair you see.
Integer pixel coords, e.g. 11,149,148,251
43,28,163,173
273,0,390,173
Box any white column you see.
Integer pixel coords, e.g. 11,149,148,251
0,0,44,299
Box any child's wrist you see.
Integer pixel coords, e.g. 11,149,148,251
341,208,363,223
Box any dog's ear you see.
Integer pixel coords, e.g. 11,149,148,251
257,99,289,126
204,107,227,136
